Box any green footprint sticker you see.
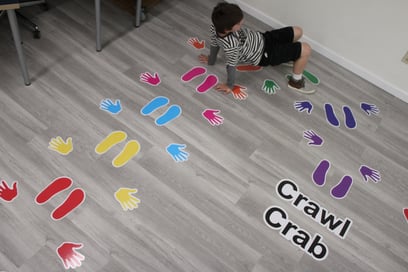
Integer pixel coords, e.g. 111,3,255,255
303,70,320,85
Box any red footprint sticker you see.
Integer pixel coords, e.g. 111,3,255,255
51,188,85,220
404,208,408,223
35,176,73,204
36,176,85,221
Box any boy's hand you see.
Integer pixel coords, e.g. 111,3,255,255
215,83,232,94
198,54,209,64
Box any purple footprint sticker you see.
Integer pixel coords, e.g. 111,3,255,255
324,103,340,127
312,160,330,186
330,176,353,199
343,105,357,129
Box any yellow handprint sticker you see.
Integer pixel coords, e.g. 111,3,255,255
114,187,140,211
48,136,73,155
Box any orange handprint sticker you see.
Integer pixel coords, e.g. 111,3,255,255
187,37,205,49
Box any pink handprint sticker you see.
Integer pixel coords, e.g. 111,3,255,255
202,109,224,126
0,180,18,202
57,242,85,270
140,72,161,86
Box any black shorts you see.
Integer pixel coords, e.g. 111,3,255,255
258,27,302,66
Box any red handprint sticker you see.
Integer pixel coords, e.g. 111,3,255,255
0,180,18,202
57,242,85,270
187,37,205,49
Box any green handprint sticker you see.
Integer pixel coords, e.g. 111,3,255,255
262,79,280,94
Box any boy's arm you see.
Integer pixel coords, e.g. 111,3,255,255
226,65,236,88
208,45,220,65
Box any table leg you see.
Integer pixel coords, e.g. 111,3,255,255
7,9,31,85
95,0,101,51
135,0,141,27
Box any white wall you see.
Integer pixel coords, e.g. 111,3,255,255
231,0,408,103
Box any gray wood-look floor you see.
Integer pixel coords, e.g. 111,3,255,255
1,0,407,271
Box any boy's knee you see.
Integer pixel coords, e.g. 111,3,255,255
293,26,303,39
302,42,312,57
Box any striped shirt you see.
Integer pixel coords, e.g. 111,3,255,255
210,24,264,66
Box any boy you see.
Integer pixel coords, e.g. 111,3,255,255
199,2,314,94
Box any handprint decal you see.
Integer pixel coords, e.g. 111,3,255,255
231,85,248,100
202,109,224,126
360,102,380,116
140,72,161,86
187,37,205,49
0,180,18,202
294,100,313,114
115,187,141,211
48,136,73,155
359,165,381,183
99,99,122,114
166,143,189,162
57,242,85,270
262,79,280,94
303,130,323,146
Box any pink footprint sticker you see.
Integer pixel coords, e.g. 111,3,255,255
196,74,218,93
404,208,408,223
181,66,207,82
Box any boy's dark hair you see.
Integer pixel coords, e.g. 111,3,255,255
211,2,243,34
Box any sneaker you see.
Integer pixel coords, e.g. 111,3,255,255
288,76,316,94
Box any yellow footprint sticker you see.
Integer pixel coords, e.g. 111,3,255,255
112,140,140,168
95,131,127,155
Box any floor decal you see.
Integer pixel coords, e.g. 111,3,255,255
324,103,340,127
111,140,141,168
264,179,354,261
262,79,280,95
202,109,224,126
359,165,381,183
0,180,18,202
303,130,324,146
57,242,85,270
342,105,357,129
114,187,140,211
294,100,313,114
181,66,207,82
166,143,189,162
140,72,161,86
231,85,248,100
196,74,218,93
35,176,86,220
48,136,73,155
99,99,122,115
95,131,140,168
140,96,182,126
312,160,353,199
360,102,380,116
95,131,127,155
181,66,218,93
236,64,263,72
404,208,408,222
302,70,320,85
187,37,205,49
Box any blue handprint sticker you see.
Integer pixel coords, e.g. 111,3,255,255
360,102,380,116
100,99,122,114
166,143,189,162
294,100,313,114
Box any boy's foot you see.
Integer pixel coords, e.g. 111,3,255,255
287,76,316,94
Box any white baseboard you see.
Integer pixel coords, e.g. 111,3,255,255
232,0,408,104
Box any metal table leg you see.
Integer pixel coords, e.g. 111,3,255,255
7,9,31,85
135,0,141,27
95,0,101,51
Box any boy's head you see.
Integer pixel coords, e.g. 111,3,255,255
212,2,244,34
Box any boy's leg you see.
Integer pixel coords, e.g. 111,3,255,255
292,26,303,42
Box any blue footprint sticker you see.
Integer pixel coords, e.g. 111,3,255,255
155,104,182,126
324,103,340,127
343,105,357,129
141,96,169,116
